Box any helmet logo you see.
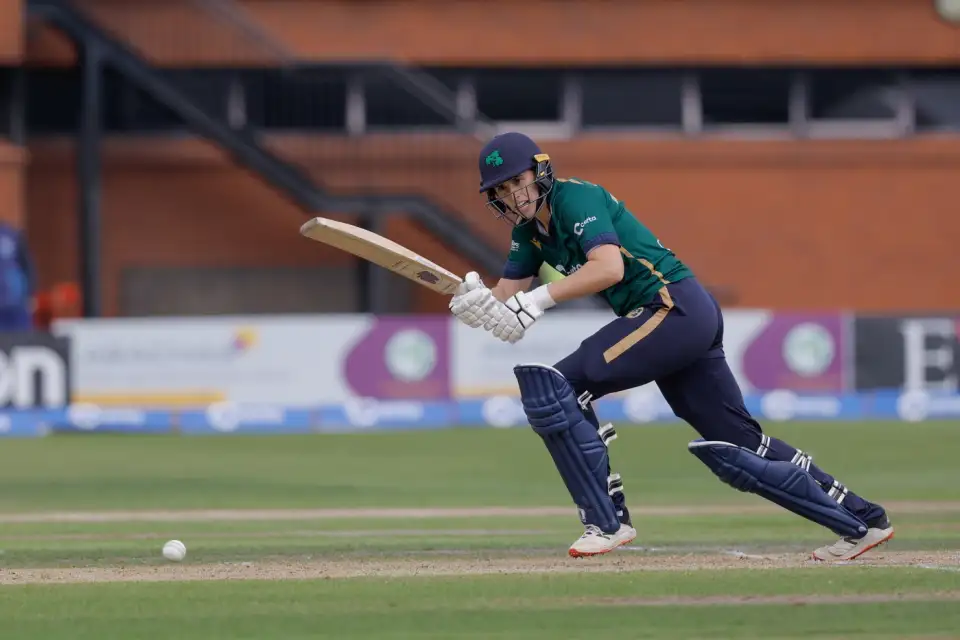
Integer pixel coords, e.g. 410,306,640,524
484,150,504,167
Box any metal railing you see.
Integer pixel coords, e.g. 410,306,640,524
30,0,519,313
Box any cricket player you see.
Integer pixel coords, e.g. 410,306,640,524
449,131,894,561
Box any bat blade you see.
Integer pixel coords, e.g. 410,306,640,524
299,217,463,295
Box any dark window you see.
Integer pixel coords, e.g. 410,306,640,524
167,69,237,124
808,69,900,120
907,68,960,131
365,68,455,128
475,69,562,121
581,69,682,127
420,68,463,92
0,68,16,138
700,68,791,125
102,68,185,132
243,68,347,130
26,68,81,134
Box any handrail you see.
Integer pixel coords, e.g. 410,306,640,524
28,0,506,277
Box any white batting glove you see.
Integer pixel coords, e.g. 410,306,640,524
490,309,525,343
491,286,556,343
453,271,484,297
478,297,511,331
449,272,486,327
450,286,502,329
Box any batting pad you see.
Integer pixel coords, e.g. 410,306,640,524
689,440,868,538
514,364,620,535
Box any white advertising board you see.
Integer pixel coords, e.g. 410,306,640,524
52,309,845,407
52,315,453,407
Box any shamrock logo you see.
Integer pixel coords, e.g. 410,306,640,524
485,150,504,167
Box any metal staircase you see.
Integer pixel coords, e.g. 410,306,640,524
28,0,504,280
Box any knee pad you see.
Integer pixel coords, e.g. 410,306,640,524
514,363,619,534
688,439,867,538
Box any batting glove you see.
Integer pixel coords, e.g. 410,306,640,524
491,285,556,343
453,271,484,297
449,285,502,329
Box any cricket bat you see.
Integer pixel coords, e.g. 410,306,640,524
299,217,463,296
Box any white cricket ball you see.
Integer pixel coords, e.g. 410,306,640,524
162,539,187,562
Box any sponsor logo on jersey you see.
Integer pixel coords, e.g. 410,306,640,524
556,263,584,275
573,217,598,236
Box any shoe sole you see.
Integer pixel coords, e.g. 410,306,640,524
811,528,895,562
568,529,637,558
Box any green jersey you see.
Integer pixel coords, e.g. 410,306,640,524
502,177,693,316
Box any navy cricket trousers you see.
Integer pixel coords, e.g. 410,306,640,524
553,276,762,446
551,276,885,524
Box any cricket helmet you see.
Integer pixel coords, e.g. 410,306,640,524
478,131,554,226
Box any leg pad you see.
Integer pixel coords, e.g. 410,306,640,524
689,439,868,538
515,364,620,534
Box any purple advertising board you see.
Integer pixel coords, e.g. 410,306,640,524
738,313,848,392
343,317,452,400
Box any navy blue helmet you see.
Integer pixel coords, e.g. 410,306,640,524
478,132,554,225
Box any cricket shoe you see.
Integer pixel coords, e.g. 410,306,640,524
568,523,637,558
811,515,895,562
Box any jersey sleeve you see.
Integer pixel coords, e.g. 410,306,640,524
567,196,621,255
501,226,541,280
503,225,543,280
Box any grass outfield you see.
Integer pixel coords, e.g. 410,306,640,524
5,571,960,639
1,420,958,511
0,420,958,638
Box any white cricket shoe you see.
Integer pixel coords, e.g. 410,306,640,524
812,517,895,562
568,523,637,558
